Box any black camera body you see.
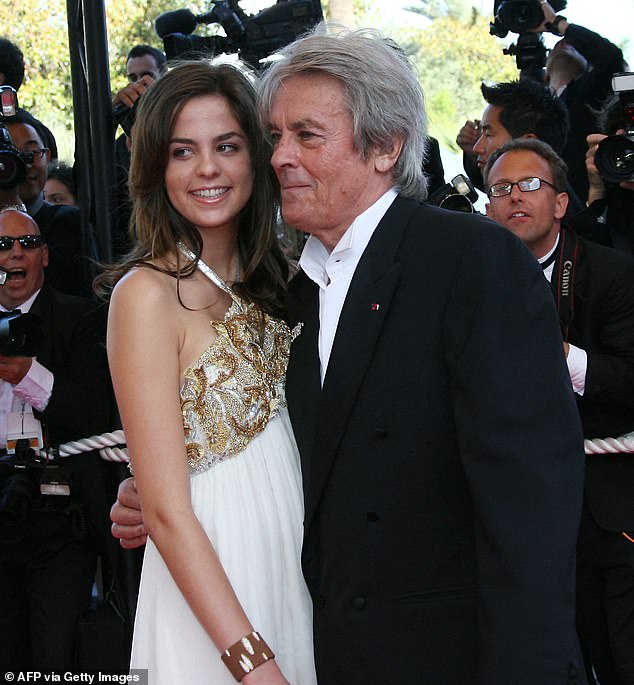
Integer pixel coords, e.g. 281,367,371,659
0,439,73,543
429,174,480,213
0,309,43,357
0,86,34,191
490,0,567,38
490,0,566,77
155,0,323,71
595,73,634,184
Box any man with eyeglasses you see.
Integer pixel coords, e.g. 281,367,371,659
484,137,634,685
0,209,113,670
3,115,95,298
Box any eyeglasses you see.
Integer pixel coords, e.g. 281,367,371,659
487,176,559,198
0,235,45,251
20,148,47,164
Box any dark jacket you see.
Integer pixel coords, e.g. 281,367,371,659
551,231,634,532
30,284,115,547
286,196,586,684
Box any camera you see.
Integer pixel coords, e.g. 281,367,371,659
490,0,566,77
112,99,139,138
490,0,567,37
0,310,43,357
0,416,72,543
595,72,634,184
0,86,34,190
429,174,480,213
155,0,323,71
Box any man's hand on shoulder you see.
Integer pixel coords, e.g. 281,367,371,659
110,476,148,549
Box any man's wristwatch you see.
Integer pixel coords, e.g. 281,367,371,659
545,15,567,36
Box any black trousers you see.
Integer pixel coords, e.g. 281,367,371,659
576,501,634,685
0,507,97,670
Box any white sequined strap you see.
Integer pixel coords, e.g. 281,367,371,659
177,241,238,303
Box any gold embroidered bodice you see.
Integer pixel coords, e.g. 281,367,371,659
181,295,291,474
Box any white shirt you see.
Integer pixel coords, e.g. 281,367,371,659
299,189,398,384
539,238,587,395
0,289,54,447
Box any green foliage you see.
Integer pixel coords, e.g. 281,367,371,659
396,12,518,150
0,0,202,156
0,0,73,148
106,0,202,94
0,0,517,160
405,0,474,23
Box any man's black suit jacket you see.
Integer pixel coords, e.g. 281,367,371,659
552,233,634,532
29,285,114,547
34,202,95,299
286,196,587,685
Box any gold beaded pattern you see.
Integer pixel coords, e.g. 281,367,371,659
181,298,291,474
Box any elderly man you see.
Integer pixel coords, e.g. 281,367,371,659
484,138,634,685
0,209,112,670
113,28,587,684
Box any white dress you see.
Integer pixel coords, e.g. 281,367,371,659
130,254,317,685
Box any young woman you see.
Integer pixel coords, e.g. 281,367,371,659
105,60,316,685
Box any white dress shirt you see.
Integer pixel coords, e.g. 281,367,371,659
539,237,587,395
0,289,54,447
299,188,398,384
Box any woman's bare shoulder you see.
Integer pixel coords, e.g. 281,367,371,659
111,264,178,308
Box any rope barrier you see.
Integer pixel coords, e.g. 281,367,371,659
58,430,129,462
583,432,634,455
55,430,634,462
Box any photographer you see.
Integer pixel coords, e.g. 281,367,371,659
456,79,584,218
0,210,113,670
111,46,166,261
3,114,96,298
536,1,625,201
572,88,634,256
0,38,58,161
484,138,634,685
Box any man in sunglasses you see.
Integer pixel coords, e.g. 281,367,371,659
3,115,96,298
0,209,113,670
484,137,634,685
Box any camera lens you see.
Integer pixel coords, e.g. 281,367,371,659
595,134,634,184
0,150,26,190
497,0,544,33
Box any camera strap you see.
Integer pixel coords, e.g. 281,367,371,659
551,227,579,341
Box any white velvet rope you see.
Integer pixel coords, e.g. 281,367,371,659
583,432,634,455
53,429,634,461
58,430,129,462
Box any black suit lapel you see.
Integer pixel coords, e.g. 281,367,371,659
303,196,419,527
286,271,322,480
27,287,55,367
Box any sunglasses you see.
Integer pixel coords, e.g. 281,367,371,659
0,235,45,251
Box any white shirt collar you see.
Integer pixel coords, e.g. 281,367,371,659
0,288,41,314
299,188,398,290
538,234,560,282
